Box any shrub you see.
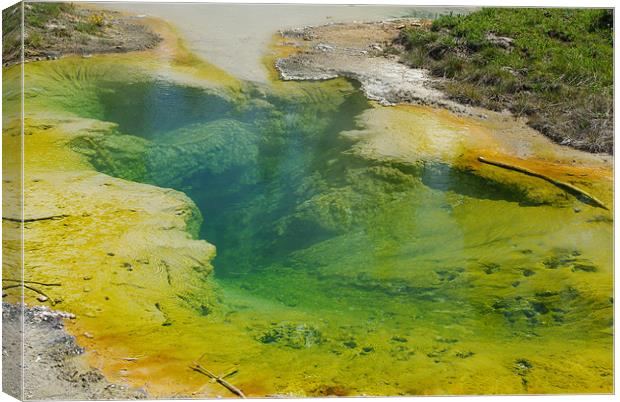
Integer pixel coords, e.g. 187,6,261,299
25,31,43,48
76,22,98,34
402,28,438,48
88,13,106,27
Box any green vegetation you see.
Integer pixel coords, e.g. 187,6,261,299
398,8,613,153
75,12,106,34
75,21,100,35
2,3,22,63
3,1,76,53
24,2,75,28
402,8,472,20
2,2,115,65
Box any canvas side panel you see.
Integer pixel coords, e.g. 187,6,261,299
2,1,24,400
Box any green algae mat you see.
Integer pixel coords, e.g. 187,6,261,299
2,6,613,399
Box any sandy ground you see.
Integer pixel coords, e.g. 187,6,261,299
2,303,147,400
103,2,471,83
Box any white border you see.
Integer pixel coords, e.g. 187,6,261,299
0,1,616,402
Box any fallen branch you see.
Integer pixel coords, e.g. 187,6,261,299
2,214,68,223
2,283,55,304
478,156,608,210
2,278,61,287
221,368,239,380
119,356,142,362
190,363,246,398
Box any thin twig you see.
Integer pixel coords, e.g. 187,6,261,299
119,356,142,362
2,278,61,286
190,363,246,398
2,214,68,222
2,284,54,304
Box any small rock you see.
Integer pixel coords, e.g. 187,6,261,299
83,275,92,280
485,32,514,49
436,337,459,344
456,351,475,359
522,269,536,277
515,358,533,371
44,51,60,60
571,263,598,273
37,295,48,302
316,43,334,52
481,262,501,274
83,332,94,339
361,346,374,353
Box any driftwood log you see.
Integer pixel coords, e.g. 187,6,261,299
478,156,608,210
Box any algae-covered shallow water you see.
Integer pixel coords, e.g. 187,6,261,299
7,10,613,398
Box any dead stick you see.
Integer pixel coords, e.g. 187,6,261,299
478,156,608,210
190,363,246,398
2,279,61,287
2,214,68,222
221,368,239,380
2,284,54,303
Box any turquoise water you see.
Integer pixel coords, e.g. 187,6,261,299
83,78,538,287
57,72,613,395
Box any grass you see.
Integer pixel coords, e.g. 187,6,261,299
398,8,613,153
2,2,109,64
76,13,106,34
24,2,75,29
75,21,99,35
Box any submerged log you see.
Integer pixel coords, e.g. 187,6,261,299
190,363,246,398
477,156,608,210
